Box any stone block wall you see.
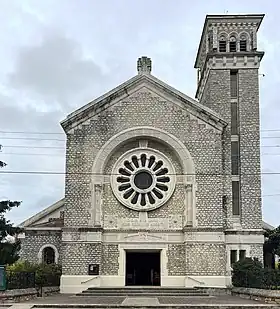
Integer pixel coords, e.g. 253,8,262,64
101,244,119,275
199,69,232,230
62,243,101,275
64,89,224,229
167,244,185,276
20,231,61,264
238,69,262,229
185,243,227,276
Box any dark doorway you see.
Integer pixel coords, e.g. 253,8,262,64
125,251,160,286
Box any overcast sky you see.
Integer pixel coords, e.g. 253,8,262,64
0,0,279,227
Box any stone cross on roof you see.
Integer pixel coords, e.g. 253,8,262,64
137,56,152,74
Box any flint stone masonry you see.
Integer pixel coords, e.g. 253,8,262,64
167,244,186,276
19,14,265,291
65,90,223,228
20,231,61,264
62,243,101,275
185,243,227,276
101,244,119,275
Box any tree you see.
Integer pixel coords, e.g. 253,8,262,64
264,226,280,269
0,146,23,265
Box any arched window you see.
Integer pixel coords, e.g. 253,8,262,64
219,35,227,52
42,246,55,264
229,36,237,52
239,34,248,52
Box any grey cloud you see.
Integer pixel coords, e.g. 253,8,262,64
8,33,107,110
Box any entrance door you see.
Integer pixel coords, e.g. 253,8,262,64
125,251,161,286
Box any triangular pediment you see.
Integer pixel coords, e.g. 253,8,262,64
61,73,227,133
19,198,65,228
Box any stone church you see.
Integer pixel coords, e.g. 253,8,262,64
19,14,266,293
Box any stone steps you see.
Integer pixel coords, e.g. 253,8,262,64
77,293,210,297
32,305,280,309
77,287,209,297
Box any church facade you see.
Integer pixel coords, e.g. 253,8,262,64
19,14,265,293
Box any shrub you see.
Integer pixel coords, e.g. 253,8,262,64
232,257,280,289
232,257,263,288
6,260,62,287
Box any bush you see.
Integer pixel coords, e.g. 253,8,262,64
6,260,62,287
232,257,263,288
232,257,280,289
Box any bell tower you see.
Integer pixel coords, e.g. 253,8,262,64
194,14,265,261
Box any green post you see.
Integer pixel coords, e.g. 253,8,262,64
0,266,6,291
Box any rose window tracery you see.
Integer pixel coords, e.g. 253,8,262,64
111,149,176,211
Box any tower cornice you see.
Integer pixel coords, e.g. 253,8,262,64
194,14,265,69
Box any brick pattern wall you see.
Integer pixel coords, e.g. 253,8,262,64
61,89,225,275
20,231,61,264
238,69,262,229
250,244,264,264
185,243,227,276
101,244,119,275
62,243,102,275
200,70,232,229
64,90,224,229
167,244,186,275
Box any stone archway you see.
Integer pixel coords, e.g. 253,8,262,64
38,244,59,264
90,126,196,227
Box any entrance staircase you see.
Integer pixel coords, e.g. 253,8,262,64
76,286,210,297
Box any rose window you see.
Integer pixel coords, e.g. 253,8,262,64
111,149,176,211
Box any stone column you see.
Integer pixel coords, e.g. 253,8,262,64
94,184,102,226
184,184,193,227
90,182,103,227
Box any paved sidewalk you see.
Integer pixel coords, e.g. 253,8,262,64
22,293,275,305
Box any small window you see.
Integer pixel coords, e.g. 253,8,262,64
231,250,238,265
230,70,238,98
219,36,227,52
231,141,239,175
43,247,55,264
239,250,246,260
229,36,237,52
231,101,238,135
232,181,240,215
240,40,247,52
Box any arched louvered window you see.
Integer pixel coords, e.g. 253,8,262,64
239,34,248,52
229,36,237,52
219,35,227,52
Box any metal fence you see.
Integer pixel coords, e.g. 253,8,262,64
5,271,61,291
6,271,36,290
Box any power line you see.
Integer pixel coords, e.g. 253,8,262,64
2,145,65,149
1,144,280,150
0,131,64,135
0,137,65,141
0,153,65,157
1,136,280,142
2,152,280,157
263,193,280,197
1,129,280,135
0,171,280,176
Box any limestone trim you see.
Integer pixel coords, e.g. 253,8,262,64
38,244,59,264
196,52,264,100
103,231,184,243
118,243,168,280
60,274,231,292
90,126,197,227
61,73,226,133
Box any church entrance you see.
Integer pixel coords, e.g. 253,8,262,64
125,251,161,286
